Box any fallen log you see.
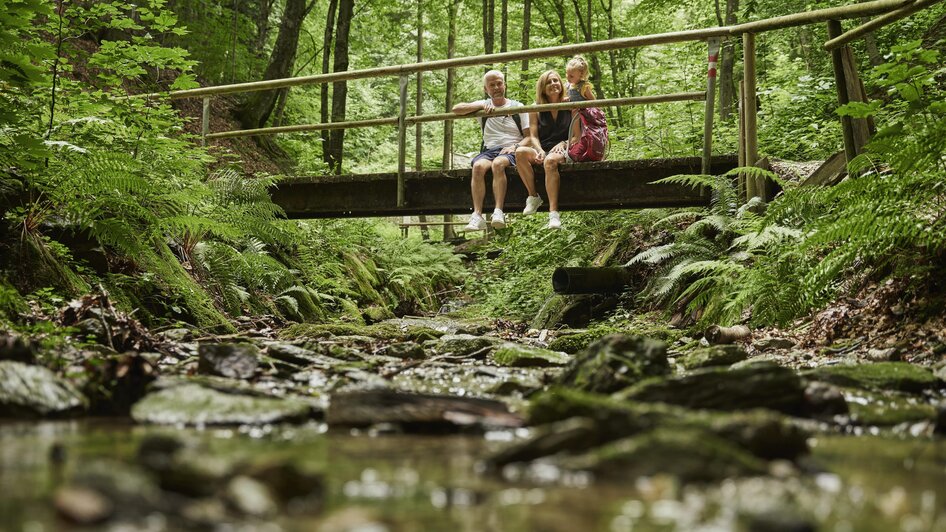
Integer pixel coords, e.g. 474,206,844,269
704,324,751,344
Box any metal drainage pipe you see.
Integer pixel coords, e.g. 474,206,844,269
552,267,634,295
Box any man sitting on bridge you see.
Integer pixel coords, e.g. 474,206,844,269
452,69,530,231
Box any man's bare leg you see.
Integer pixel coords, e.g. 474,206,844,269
471,159,491,214
491,157,510,212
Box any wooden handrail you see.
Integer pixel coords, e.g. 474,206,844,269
824,0,942,50
147,0,913,101
204,92,705,139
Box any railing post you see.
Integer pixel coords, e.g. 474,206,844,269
397,75,409,207
702,38,720,176
737,80,746,200
201,97,211,147
827,19,872,166
742,32,760,200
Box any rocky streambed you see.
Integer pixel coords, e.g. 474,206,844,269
2,306,946,531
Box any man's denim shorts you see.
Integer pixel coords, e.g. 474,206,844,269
471,146,517,167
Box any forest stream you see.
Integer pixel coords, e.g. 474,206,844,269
2,310,945,531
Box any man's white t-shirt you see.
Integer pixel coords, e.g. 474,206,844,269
477,99,530,150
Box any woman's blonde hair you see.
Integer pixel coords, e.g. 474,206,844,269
534,70,563,104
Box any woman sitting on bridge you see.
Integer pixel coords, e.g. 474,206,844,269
514,69,571,230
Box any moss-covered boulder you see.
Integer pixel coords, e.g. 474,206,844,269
131,383,315,426
680,344,748,370
802,362,941,393
564,427,769,481
619,362,806,415
557,334,669,393
547,330,604,354
362,305,395,324
198,343,259,380
492,343,569,367
0,361,88,417
433,334,500,356
375,342,426,360
841,388,938,426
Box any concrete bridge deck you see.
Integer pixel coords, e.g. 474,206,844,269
270,155,739,218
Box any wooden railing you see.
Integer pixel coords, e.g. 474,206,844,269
140,0,939,205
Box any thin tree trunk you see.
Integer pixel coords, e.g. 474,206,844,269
256,0,276,56
483,0,494,55
237,0,309,130
443,0,459,240
321,0,339,166
570,0,603,98
521,0,531,73
601,0,619,124
415,0,428,240
326,0,354,174
860,18,883,66
500,0,508,53
719,0,738,120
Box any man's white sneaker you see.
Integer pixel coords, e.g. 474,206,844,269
547,211,562,230
464,213,487,231
523,195,543,215
491,209,507,229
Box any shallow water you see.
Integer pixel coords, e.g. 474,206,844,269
2,420,945,531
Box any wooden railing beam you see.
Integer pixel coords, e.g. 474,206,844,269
824,0,940,50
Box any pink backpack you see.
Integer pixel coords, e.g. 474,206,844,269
567,107,608,162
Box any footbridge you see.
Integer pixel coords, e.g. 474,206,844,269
147,0,937,218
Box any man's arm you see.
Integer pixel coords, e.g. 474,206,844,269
452,100,486,114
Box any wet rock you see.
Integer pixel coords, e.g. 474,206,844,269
69,460,163,518
802,362,941,393
843,389,938,426
198,343,259,380
131,383,314,425
243,461,325,510
754,337,796,351
488,379,540,396
491,343,569,367
224,476,278,517
375,342,426,360
55,486,114,525
802,381,848,418
523,389,807,462
265,342,319,366
563,427,769,481
136,434,186,472
619,362,807,415
680,344,748,370
0,332,35,362
866,347,900,362
453,319,493,336
158,452,232,497
279,322,402,341
434,334,499,356
0,360,87,417
557,334,670,394
327,389,522,431
156,328,194,342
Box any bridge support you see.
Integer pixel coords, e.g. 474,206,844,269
702,38,721,176
827,20,873,167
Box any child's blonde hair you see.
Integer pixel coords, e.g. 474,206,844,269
566,55,590,80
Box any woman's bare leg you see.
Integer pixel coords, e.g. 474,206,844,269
544,153,565,212
514,146,539,197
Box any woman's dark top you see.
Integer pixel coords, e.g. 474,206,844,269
537,110,571,151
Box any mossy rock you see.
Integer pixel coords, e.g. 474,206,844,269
557,334,670,393
680,344,749,370
802,362,941,393
619,362,806,415
565,427,769,481
433,334,500,356
491,343,569,367
0,278,27,324
278,322,401,341
376,342,426,360
0,361,88,417
131,383,315,426
362,305,395,324
841,388,938,426
404,327,444,343
547,330,605,354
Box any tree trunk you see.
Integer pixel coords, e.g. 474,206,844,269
860,18,883,66
500,0,508,53
521,0,531,73
570,0,603,98
237,0,309,130
443,0,459,241
255,0,276,54
321,0,339,166
602,0,620,124
483,0,494,55
719,0,738,120
326,0,354,174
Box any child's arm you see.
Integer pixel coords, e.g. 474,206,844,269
582,82,596,100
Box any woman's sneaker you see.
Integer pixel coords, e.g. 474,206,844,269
464,213,487,231
523,195,543,215
547,211,561,229
491,209,507,229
